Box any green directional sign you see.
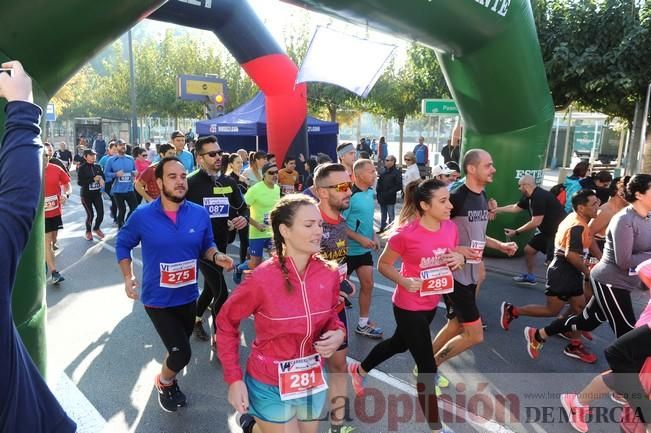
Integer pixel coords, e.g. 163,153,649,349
422,98,459,116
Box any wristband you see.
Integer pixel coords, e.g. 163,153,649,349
212,251,220,263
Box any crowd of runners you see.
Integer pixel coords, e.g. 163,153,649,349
3,60,651,433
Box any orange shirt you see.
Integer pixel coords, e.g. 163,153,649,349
278,168,299,194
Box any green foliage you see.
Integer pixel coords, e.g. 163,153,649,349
366,44,449,123
55,30,258,121
533,0,651,122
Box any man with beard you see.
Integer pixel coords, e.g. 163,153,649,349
104,140,138,228
185,135,248,343
314,163,355,433
116,157,234,413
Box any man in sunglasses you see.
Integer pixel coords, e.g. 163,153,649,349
171,130,194,172
313,163,356,433
344,159,383,338
431,163,455,186
233,162,281,284
186,135,248,343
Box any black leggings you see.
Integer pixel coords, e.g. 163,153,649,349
196,259,229,333
81,193,104,232
360,305,441,430
604,325,651,423
237,226,249,264
145,301,196,373
113,191,138,228
543,279,636,338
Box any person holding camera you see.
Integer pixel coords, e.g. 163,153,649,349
0,60,76,433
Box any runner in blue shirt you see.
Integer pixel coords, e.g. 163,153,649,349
343,159,383,338
116,157,233,413
104,139,137,228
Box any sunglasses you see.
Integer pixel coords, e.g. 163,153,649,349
385,159,395,162
404,158,413,161
200,150,223,158
324,181,353,192
266,170,278,175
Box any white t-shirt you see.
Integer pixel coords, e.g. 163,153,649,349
402,164,421,191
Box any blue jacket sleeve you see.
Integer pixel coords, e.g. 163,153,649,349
0,101,42,307
115,209,142,262
104,157,116,183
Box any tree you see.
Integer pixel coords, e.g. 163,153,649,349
533,0,650,123
366,44,449,163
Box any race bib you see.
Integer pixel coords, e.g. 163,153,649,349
44,195,59,212
263,212,270,226
281,184,295,195
337,263,348,283
420,266,454,296
88,182,101,191
118,173,132,183
160,259,197,288
203,197,229,218
466,240,486,264
278,354,327,401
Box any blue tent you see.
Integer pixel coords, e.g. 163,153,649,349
196,92,339,160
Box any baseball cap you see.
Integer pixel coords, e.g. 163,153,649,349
432,163,454,177
171,130,185,139
262,162,278,175
83,149,96,157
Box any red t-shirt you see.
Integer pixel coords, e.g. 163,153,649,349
44,163,71,218
388,218,459,311
137,165,160,199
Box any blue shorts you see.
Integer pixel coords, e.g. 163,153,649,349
249,238,272,258
244,373,327,423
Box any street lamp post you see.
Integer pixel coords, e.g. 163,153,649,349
128,29,138,144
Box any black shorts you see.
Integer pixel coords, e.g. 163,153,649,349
443,281,480,324
544,257,583,301
45,215,63,233
528,232,554,256
346,252,373,276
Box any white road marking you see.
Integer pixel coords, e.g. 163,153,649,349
48,371,107,433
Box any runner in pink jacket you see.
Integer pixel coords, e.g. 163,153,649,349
217,194,345,433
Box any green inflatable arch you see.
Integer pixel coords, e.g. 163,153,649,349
0,0,552,372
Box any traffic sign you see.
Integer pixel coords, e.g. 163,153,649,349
46,103,56,122
177,74,227,102
421,99,458,116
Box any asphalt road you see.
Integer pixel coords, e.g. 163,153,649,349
44,191,649,433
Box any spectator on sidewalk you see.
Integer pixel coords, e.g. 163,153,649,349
402,151,420,192
376,155,402,233
441,138,461,165
93,132,107,160
495,175,565,285
413,136,429,178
